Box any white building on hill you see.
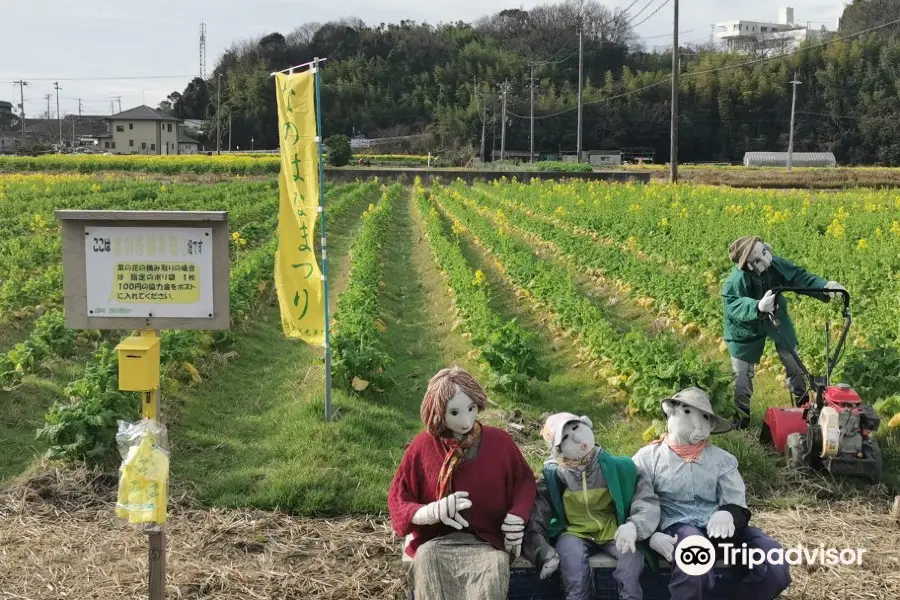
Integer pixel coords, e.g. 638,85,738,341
714,7,828,55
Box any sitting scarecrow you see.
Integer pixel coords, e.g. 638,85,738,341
387,366,537,600
523,412,660,600
633,387,792,600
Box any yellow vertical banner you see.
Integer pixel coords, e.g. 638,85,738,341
274,71,325,346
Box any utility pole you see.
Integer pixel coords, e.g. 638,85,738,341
14,80,28,147
54,82,62,147
479,82,487,163
114,96,122,113
670,0,680,183
216,74,222,155
228,113,232,152
110,100,114,115
576,17,584,163
787,72,802,172
78,99,82,117
45,94,51,120
529,64,537,164
497,80,510,162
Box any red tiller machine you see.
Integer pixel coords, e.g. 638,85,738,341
759,287,883,482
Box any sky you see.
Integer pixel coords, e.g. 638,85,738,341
1,0,849,119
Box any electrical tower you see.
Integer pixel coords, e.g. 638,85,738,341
200,21,208,78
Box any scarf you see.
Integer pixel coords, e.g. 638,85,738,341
435,421,483,499
652,434,708,463
557,446,599,470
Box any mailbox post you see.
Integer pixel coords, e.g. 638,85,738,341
56,210,231,600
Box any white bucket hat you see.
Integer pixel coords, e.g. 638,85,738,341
541,412,593,450
662,387,732,434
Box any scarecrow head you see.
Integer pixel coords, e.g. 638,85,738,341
420,366,487,437
541,413,596,461
661,387,732,445
729,236,773,275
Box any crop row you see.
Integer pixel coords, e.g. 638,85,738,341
330,183,402,392
413,180,546,395
467,180,900,422
431,184,732,417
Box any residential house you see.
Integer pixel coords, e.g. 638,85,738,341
97,105,181,155
178,129,201,154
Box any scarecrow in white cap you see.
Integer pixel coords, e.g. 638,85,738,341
724,235,845,428
633,387,791,600
523,412,660,600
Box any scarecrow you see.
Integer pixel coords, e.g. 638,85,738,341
387,366,537,600
723,235,845,428
634,387,791,600
523,412,660,600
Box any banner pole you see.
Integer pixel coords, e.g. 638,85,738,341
313,56,333,422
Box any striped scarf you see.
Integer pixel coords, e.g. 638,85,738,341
436,421,483,499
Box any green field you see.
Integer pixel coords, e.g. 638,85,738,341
1,170,898,514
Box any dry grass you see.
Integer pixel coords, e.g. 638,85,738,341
1,463,898,599
0,467,406,600
639,166,900,189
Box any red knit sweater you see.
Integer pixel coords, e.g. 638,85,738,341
388,425,537,558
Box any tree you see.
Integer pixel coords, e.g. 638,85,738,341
325,134,352,166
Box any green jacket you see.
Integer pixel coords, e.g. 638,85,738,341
721,255,828,363
522,449,660,569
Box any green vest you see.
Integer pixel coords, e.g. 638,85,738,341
543,450,657,569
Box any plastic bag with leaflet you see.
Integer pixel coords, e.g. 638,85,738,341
115,419,169,527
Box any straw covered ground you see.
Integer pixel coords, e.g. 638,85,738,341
1,465,898,600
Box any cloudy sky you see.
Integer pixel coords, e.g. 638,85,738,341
2,0,848,118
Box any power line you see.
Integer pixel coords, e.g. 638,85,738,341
507,15,900,121
5,74,195,82
632,0,672,30
627,0,663,26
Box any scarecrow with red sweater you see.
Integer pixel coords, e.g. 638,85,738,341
388,366,537,600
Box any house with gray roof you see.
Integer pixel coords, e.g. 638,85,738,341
98,105,182,155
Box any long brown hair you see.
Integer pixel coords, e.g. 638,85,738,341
420,366,488,436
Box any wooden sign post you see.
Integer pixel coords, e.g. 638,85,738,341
56,210,232,600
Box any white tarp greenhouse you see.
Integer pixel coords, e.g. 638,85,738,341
743,152,837,167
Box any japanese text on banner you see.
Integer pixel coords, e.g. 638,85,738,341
274,71,325,345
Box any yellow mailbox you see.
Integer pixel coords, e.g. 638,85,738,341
115,332,161,392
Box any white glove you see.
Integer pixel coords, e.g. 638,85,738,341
540,548,560,580
501,513,525,558
758,290,776,314
614,522,637,554
706,510,735,539
649,532,678,562
411,491,472,530
825,281,846,298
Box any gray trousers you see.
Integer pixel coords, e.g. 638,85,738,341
556,533,643,600
732,346,806,416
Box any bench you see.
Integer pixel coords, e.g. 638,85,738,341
406,552,739,600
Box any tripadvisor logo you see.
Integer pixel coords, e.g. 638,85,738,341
674,535,867,575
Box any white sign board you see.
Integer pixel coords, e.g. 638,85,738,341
85,226,215,319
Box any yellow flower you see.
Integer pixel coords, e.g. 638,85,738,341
554,206,567,218
891,221,900,236
658,217,670,228
856,239,869,250
472,269,487,288
875,227,884,237
826,218,845,238
628,203,642,213
160,184,168,193
239,238,247,246
232,232,240,241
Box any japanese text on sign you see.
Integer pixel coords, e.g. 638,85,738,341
86,227,214,319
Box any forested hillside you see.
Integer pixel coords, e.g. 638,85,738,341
164,0,900,165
